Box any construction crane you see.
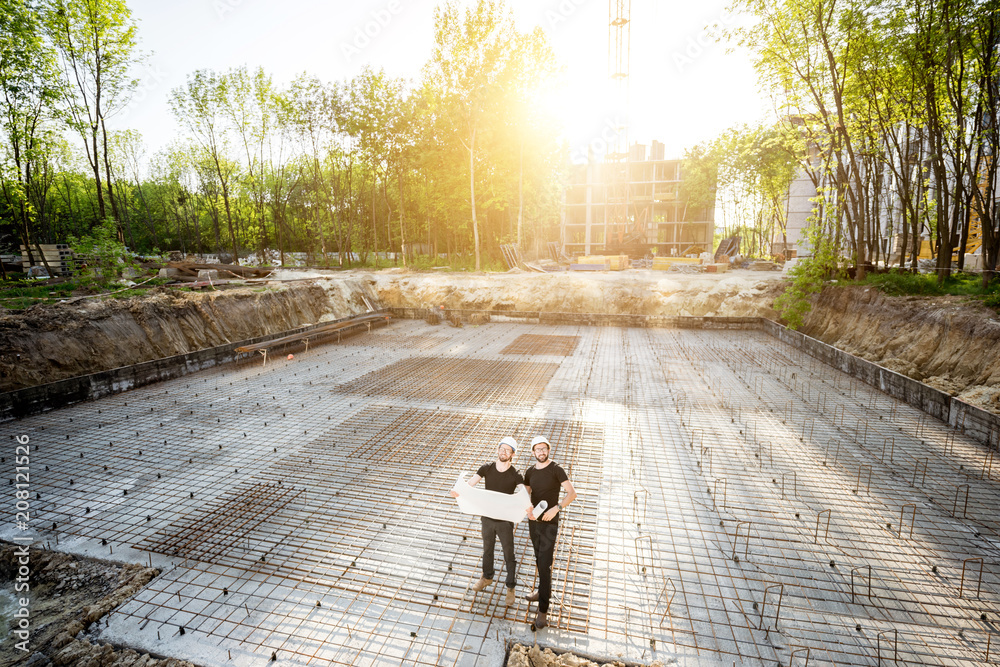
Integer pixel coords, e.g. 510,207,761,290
603,1,651,257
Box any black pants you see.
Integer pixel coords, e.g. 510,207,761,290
481,517,516,588
528,519,559,612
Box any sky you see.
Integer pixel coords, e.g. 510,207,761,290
120,0,771,167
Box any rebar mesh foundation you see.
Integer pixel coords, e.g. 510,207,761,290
6,320,1000,666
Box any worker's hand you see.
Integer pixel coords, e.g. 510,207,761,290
526,506,536,521
541,506,559,522
449,490,460,498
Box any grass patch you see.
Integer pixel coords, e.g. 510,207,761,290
0,273,165,308
0,279,82,309
860,270,1000,306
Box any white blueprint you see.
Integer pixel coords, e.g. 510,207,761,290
451,473,531,523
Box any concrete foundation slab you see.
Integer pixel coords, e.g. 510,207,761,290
4,320,1000,666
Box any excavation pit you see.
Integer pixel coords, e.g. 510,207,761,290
4,318,1000,666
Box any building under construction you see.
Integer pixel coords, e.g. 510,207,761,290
561,142,716,259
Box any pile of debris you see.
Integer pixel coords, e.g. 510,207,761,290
157,262,273,284
0,543,166,667
506,643,667,667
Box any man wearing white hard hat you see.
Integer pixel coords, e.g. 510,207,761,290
449,435,524,606
523,434,577,630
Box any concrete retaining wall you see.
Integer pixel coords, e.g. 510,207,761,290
759,319,1000,449
0,311,390,422
950,399,1000,449
760,319,953,422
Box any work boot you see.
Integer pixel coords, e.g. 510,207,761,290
525,589,539,602
472,577,492,592
533,611,548,630
505,588,516,606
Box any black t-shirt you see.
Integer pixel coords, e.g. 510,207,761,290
524,462,568,515
476,462,524,495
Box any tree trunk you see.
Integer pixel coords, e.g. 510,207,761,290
370,175,378,268
216,162,239,265
517,134,523,249
469,127,481,271
398,164,406,268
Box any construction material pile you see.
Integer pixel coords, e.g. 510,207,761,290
572,255,630,271
157,262,273,283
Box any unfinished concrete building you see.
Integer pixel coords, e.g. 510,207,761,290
561,141,716,259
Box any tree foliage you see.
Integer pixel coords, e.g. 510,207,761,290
0,0,567,274
724,0,1000,290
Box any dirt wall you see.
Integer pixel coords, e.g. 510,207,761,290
800,285,1000,413
370,271,782,318
5,272,999,417
0,279,377,393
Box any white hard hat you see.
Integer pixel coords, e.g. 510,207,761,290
498,436,518,453
530,435,550,449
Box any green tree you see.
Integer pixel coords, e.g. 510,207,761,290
343,66,407,268
45,0,140,229
67,216,136,286
170,70,241,263
0,0,64,278
424,0,519,271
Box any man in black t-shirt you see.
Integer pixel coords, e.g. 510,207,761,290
523,435,577,630
449,436,524,606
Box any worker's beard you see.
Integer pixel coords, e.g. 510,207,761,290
533,449,549,463
498,449,512,463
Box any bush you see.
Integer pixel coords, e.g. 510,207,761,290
774,225,844,329
67,219,138,287
860,270,998,302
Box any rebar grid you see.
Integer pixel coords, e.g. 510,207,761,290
333,357,560,406
500,334,581,356
643,328,1000,665
7,320,1000,666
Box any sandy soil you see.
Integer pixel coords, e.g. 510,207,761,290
370,267,785,318
799,285,1000,413
506,643,668,667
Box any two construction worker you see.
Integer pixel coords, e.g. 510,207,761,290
450,435,577,631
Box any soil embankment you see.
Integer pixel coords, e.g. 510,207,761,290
799,285,1000,413
3,270,1000,415
0,543,166,667
370,270,781,317
0,278,378,393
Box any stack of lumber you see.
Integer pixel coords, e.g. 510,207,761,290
572,254,629,271
572,255,610,271
606,255,629,271
715,236,740,262
749,261,777,271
